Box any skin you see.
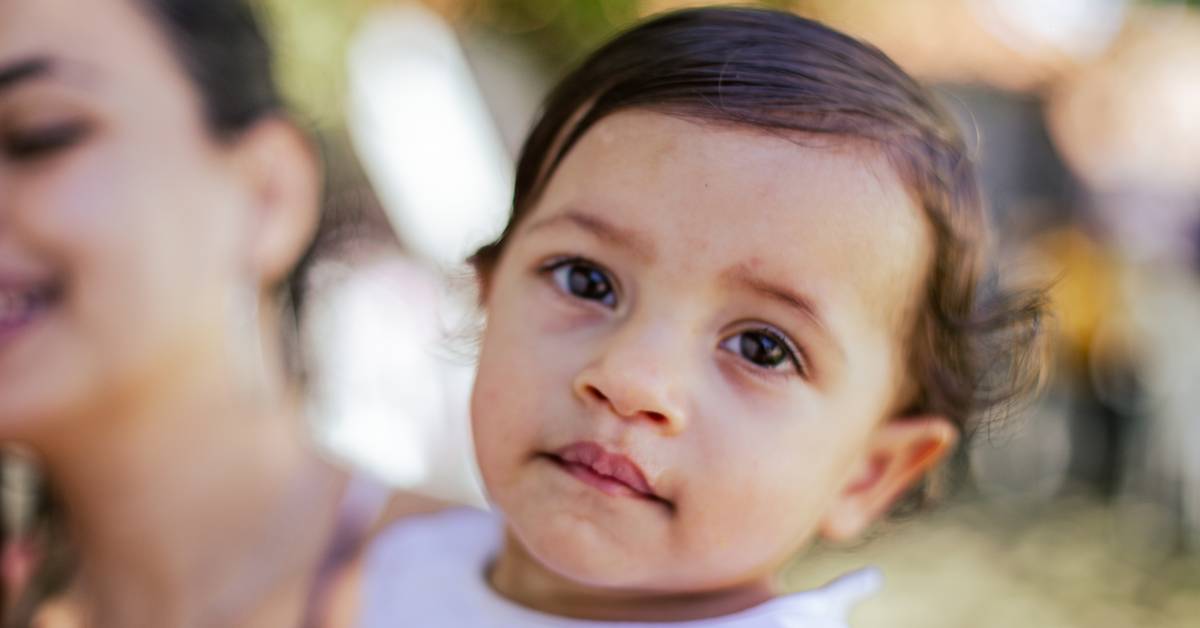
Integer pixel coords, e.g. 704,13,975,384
0,0,311,440
472,110,957,621
0,1,409,625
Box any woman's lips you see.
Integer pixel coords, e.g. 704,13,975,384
547,441,665,504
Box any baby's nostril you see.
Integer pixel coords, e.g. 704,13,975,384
585,385,607,403
645,411,667,424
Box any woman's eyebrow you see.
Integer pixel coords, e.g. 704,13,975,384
522,209,657,263
0,56,53,93
0,55,97,95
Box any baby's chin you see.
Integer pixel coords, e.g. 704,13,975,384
508,508,685,590
505,503,810,598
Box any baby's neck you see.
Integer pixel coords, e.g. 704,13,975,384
488,529,776,622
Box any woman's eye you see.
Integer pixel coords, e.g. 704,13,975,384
546,259,618,308
721,329,805,375
4,122,89,161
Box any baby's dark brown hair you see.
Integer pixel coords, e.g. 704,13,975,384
472,6,1046,439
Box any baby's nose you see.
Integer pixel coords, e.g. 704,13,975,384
571,327,690,436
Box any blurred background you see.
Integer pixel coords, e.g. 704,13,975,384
77,0,1200,625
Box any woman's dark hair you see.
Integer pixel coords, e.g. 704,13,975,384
472,7,1046,439
3,1,316,624
139,0,282,137
138,0,327,331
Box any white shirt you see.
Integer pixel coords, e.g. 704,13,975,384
360,507,880,627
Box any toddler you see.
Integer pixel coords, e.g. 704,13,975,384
361,7,1044,627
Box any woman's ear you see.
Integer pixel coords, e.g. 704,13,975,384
228,117,322,288
818,416,958,542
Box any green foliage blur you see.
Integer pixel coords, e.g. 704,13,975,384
256,0,804,125
257,0,1200,123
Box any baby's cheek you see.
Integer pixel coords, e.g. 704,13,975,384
472,337,555,459
471,357,525,458
678,441,836,577
471,376,505,414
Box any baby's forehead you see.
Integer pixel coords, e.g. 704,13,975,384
542,110,933,331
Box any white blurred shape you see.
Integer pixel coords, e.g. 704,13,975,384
306,256,485,507
1047,8,1200,196
347,3,513,268
969,0,1127,60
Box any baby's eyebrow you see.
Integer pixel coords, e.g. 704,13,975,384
522,209,657,263
722,264,845,360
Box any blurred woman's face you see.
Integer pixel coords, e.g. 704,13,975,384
0,0,268,432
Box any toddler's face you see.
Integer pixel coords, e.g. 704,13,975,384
473,110,943,591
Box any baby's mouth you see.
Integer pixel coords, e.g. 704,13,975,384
542,441,674,510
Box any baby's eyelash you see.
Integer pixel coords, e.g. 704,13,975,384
759,328,810,378
720,326,811,379
538,255,620,309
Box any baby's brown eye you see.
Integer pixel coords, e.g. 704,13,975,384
548,259,617,308
739,331,787,367
720,328,804,375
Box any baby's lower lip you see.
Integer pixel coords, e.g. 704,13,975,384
555,456,648,498
541,454,671,509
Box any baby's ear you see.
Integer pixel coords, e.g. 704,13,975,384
818,416,957,542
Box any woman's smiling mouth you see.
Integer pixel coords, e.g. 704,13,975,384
543,441,673,510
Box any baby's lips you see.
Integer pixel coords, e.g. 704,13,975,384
555,441,657,497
